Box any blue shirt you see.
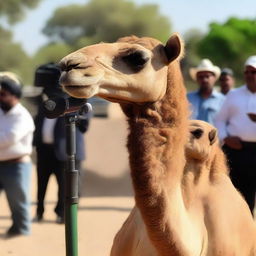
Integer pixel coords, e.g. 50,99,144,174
187,89,225,124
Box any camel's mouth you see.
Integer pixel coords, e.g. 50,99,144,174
63,85,91,94
64,85,91,89
62,84,99,99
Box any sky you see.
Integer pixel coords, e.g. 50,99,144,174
8,0,256,55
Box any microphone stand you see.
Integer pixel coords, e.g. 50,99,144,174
65,112,79,256
42,96,92,256
64,103,92,256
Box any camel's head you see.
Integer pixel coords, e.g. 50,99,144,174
186,120,218,161
59,34,183,103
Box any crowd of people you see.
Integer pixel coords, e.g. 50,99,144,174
0,65,90,238
0,54,255,238
188,55,256,215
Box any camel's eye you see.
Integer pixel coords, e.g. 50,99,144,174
122,50,149,72
191,128,203,139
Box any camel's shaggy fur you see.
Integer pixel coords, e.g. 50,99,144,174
59,34,256,256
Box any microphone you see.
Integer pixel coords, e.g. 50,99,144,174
42,96,92,119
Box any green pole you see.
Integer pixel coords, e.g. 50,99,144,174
65,204,78,256
65,114,79,256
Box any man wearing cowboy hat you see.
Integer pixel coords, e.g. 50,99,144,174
187,59,225,124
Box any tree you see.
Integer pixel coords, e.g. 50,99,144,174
0,0,42,84
182,29,205,91
196,17,256,79
0,27,33,84
42,0,171,48
0,0,42,24
33,43,72,67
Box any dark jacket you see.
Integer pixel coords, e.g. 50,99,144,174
33,105,89,161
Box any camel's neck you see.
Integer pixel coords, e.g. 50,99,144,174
121,62,190,254
124,62,189,186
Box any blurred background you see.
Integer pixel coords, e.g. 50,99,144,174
1,0,256,89
1,1,256,254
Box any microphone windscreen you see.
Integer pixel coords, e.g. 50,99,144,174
42,97,66,119
42,97,88,119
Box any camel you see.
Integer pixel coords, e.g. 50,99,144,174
110,120,223,256
111,120,256,256
59,34,256,255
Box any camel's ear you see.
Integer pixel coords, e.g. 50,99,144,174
164,34,183,63
209,129,217,145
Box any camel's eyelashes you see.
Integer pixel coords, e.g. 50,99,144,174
191,128,204,139
121,50,149,71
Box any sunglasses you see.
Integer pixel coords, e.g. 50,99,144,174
244,70,256,75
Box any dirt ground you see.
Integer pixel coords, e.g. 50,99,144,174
0,106,135,256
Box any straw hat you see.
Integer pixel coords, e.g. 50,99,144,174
189,59,221,81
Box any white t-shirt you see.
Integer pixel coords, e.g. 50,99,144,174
42,118,57,144
214,85,256,142
0,103,35,161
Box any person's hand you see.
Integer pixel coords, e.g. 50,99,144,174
247,113,256,122
223,136,242,150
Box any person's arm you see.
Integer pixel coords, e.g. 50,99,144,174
187,92,198,120
223,136,242,149
214,95,242,149
214,97,230,142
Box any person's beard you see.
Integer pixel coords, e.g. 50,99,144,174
0,102,12,112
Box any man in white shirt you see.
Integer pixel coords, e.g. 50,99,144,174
215,55,256,215
0,73,35,237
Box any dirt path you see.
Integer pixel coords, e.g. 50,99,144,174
0,112,135,256
0,186,134,256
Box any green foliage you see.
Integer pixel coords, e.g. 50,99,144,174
0,0,42,84
42,0,171,48
0,0,41,24
197,17,256,79
33,43,72,66
0,26,33,84
182,29,205,84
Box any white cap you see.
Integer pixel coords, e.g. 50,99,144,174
245,55,256,69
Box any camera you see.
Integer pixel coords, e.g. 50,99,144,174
34,62,64,98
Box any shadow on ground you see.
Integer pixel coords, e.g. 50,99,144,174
80,168,133,197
